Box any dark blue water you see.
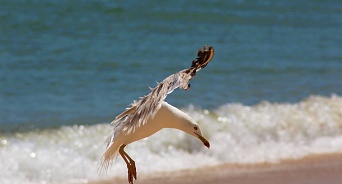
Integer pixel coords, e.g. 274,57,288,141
0,0,341,131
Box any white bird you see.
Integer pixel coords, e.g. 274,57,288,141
100,45,214,184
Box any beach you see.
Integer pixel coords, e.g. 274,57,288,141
1,1,341,183
90,153,342,184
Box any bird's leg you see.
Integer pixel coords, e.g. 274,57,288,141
122,149,137,179
119,145,135,183
119,144,137,184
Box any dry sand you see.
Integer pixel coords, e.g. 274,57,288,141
89,153,342,184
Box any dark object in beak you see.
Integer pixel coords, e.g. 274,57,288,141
195,132,210,148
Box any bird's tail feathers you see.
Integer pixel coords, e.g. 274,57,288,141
98,141,121,176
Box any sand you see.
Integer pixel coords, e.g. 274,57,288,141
89,153,342,184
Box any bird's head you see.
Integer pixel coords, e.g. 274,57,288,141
161,102,210,149
187,122,210,149
170,119,211,149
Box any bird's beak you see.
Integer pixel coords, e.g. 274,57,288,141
195,132,210,148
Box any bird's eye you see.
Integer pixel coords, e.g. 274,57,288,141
194,126,198,130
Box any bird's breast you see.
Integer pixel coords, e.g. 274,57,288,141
123,102,183,144
124,116,164,144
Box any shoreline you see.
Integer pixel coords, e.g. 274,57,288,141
88,153,342,184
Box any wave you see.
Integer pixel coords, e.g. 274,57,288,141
0,95,341,183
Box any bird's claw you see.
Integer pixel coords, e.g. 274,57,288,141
131,161,137,179
127,161,137,184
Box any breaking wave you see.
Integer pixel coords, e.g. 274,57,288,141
1,95,341,183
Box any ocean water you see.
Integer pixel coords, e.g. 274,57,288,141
0,0,341,183
1,95,341,183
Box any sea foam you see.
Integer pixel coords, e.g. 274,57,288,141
0,95,341,183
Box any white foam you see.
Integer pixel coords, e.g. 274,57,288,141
1,95,341,183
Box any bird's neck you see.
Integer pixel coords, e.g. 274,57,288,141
157,102,193,131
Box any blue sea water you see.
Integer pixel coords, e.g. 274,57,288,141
0,0,341,131
0,1,342,131
0,1,341,183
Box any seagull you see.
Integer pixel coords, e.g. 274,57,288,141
100,45,214,184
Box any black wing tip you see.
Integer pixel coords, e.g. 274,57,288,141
191,45,215,70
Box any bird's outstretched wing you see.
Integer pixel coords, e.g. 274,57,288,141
113,45,214,134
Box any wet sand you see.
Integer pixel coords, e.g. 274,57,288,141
89,153,342,184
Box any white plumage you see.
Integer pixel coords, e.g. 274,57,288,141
100,45,214,184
